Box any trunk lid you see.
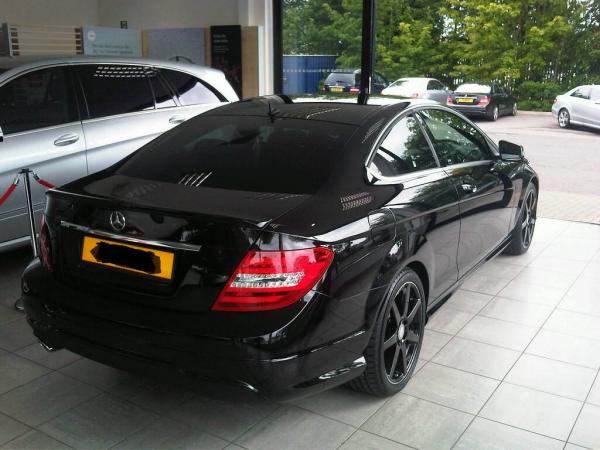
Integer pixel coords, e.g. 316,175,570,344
47,174,310,311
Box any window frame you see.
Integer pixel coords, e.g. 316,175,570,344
160,68,228,104
417,107,496,167
364,105,498,185
0,65,82,136
365,111,442,184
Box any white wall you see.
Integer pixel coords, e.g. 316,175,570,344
98,0,240,29
0,0,99,26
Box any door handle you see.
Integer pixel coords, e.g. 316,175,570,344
169,115,187,125
461,183,477,193
53,133,79,146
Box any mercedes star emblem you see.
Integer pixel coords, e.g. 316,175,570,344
109,210,126,232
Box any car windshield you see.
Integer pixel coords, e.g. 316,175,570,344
456,83,491,94
117,116,355,194
325,73,357,86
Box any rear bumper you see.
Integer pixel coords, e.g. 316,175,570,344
22,261,368,401
450,105,490,116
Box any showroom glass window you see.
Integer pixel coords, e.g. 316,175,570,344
420,109,490,166
160,69,221,105
0,67,78,134
282,0,361,96
368,115,438,178
77,65,155,119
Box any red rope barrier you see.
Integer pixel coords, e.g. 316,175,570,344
32,173,56,189
0,175,20,206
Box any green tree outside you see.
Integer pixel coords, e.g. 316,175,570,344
283,0,600,110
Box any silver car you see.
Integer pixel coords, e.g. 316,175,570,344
552,85,600,130
0,56,238,251
381,77,451,104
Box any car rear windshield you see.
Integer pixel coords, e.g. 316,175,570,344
325,73,358,86
456,83,491,94
116,115,355,194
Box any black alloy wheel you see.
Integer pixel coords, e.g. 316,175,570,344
521,187,537,249
382,281,423,384
350,269,425,396
504,183,537,255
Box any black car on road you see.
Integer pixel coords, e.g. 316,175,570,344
322,69,389,94
23,96,538,400
448,82,518,121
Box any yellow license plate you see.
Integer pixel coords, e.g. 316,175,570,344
457,98,474,103
81,236,174,280
330,86,344,92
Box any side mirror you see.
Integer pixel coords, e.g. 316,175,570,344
0,126,3,143
499,140,524,160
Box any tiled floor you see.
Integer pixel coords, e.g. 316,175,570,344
0,217,599,449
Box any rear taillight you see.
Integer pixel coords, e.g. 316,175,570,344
349,86,360,93
479,96,490,106
39,215,52,272
212,247,334,312
447,95,454,105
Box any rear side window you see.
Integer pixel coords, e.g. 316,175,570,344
427,80,444,90
368,115,438,178
149,73,176,109
116,116,354,194
161,69,221,105
420,109,490,166
78,65,155,119
571,86,591,99
0,67,78,134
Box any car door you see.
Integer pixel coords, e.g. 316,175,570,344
367,113,461,302
589,87,600,127
0,66,86,248
419,108,513,278
569,85,593,124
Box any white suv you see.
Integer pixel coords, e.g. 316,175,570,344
0,56,238,251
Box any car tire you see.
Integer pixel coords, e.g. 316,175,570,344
488,105,499,121
558,108,570,128
512,103,518,116
349,268,426,396
504,182,537,255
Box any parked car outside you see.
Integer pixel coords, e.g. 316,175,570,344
322,69,389,94
381,77,451,103
552,85,600,130
23,96,538,400
0,56,237,251
447,82,517,121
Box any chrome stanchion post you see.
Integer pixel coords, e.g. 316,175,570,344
22,169,38,257
15,168,37,312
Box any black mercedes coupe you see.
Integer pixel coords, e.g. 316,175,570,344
23,96,538,400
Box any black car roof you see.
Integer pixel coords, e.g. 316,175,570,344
206,98,386,126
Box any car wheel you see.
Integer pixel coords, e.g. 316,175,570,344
504,182,537,255
349,268,425,396
512,103,518,116
489,105,499,121
558,108,570,128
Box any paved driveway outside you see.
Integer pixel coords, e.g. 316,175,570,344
476,112,600,224
0,217,599,450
